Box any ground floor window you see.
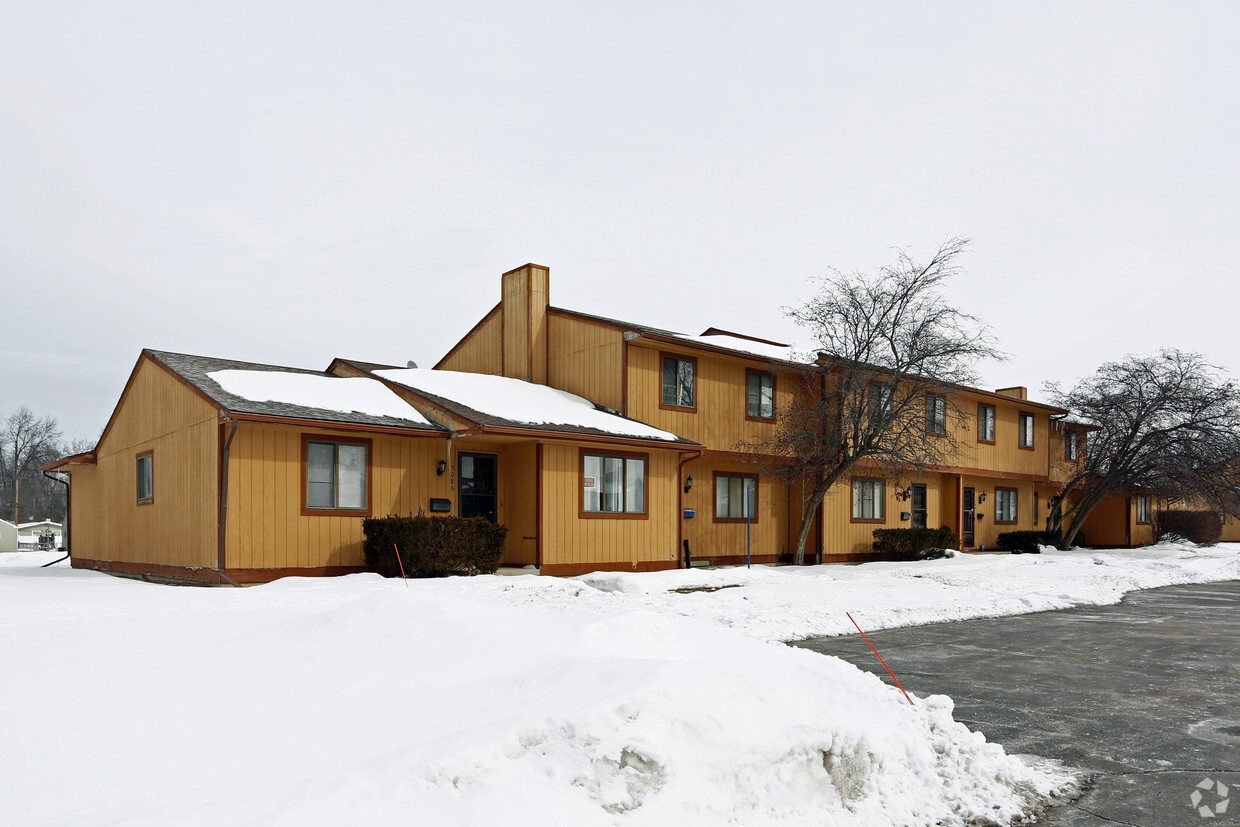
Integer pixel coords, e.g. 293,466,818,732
995,488,1018,524
1135,495,1151,524
852,478,885,521
303,436,371,514
582,452,647,515
714,473,758,521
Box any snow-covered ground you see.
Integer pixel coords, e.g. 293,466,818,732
3,542,1237,825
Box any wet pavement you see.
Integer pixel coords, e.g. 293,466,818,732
791,581,1240,826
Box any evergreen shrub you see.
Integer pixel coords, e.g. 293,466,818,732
1153,510,1222,546
363,513,507,577
872,527,960,561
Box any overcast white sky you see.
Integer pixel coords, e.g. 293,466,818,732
3,1,1238,442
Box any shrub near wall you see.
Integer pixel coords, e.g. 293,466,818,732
996,531,1060,554
363,514,507,577
872,527,960,561
1153,510,1222,546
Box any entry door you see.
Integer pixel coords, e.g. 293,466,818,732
911,484,928,529
458,453,498,523
961,486,976,548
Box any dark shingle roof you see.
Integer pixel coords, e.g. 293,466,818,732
145,350,445,432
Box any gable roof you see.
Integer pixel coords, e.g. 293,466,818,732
144,350,446,434
334,360,697,447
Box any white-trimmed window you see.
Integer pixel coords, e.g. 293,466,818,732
1019,413,1035,448
136,451,153,504
746,371,775,420
304,437,370,513
715,474,758,521
582,452,647,515
995,488,1018,524
852,478,885,521
661,355,696,409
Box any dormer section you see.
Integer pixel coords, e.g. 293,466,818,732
502,264,550,384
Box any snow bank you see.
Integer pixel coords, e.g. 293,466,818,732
207,369,433,424
376,368,682,441
0,557,1091,825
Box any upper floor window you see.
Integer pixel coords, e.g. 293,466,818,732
995,488,1018,524
978,404,996,443
661,355,696,410
1065,430,1080,461
136,450,153,505
851,478,885,521
926,395,947,435
582,452,647,516
868,385,893,422
1019,412,1035,449
715,473,758,521
1135,494,1151,524
304,436,370,514
746,371,775,420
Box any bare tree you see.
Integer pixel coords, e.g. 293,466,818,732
1043,350,1240,549
1,407,64,523
744,238,1005,564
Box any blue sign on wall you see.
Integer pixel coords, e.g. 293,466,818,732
683,508,695,519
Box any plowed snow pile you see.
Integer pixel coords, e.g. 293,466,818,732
7,541,1233,825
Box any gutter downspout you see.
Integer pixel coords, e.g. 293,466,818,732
678,450,703,568
218,419,241,587
40,470,71,568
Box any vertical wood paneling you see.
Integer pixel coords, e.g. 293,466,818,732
537,443,679,568
70,358,218,568
437,309,504,376
547,314,625,411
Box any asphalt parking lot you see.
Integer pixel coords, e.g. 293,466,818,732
792,581,1240,826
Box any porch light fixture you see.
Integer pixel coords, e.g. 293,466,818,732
436,460,446,476
684,475,694,494
977,492,988,503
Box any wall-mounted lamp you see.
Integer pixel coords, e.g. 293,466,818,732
684,475,694,494
436,460,447,476
977,492,988,503
896,487,912,502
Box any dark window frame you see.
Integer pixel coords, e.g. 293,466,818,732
300,434,374,517
713,472,760,522
136,450,154,505
850,477,886,523
977,403,996,444
745,370,776,421
1018,412,1036,450
995,487,1019,524
580,449,649,519
659,353,698,412
926,394,947,435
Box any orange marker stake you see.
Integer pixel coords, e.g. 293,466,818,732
847,612,914,705
393,543,408,586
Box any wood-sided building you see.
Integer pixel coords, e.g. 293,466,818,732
435,263,1084,562
48,348,699,582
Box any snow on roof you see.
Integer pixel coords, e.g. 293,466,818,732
375,368,682,441
208,370,433,426
672,332,809,364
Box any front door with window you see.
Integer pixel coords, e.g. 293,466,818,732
458,453,498,523
910,484,927,529
961,486,975,548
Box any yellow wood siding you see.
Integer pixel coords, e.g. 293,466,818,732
681,458,791,561
70,358,218,567
817,473,947,557
538,443,679,569
437,308,503,375
225,423,450,569
547,313,625,412
625,343,792,451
